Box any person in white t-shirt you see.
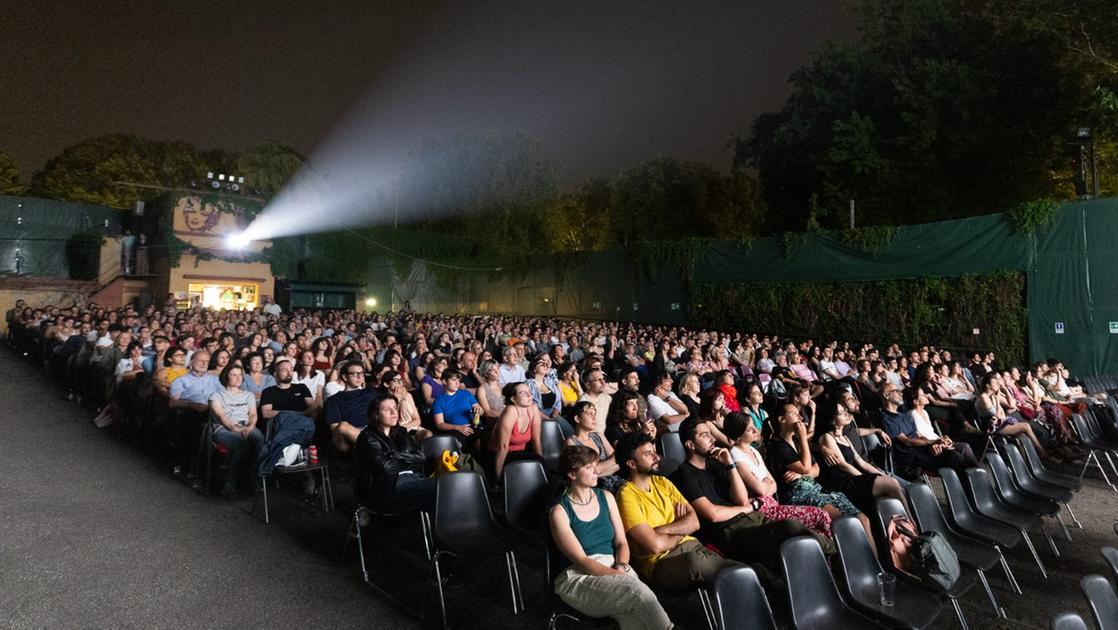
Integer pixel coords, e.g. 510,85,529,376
646,372,689,433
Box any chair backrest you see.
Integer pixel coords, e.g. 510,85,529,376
1082,574,1118,630
1016,435,1047,476
540,420,564,474
986,452,1020,499
832,516,885,598
1051,611,1090,630
422,435,460,468
963,468,1002,514
659,432,686,465
1072,413,1096,442
713,565,777,630
874,497,912,571
434,471,496,544
1001,443,1035,484
1103,547,1118,584
938,468,979,524
503,459,550,538
907,482,952,536
780,536,851,628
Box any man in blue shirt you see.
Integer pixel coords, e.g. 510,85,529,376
169,350,220,477
433,369,480,439
880,384,977,475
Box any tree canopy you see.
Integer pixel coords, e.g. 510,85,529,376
0,149,25,196
735,0,1118,232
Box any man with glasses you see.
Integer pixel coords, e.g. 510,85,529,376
578,368,612,421
324,360,381,454
168,350,219,478
880,384,977,475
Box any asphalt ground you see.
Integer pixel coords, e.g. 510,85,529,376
1,346,1116,629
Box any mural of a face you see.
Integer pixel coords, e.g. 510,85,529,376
180,197,220,232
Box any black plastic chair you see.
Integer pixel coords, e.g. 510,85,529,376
713,565,777,630
999,442,1081,531
422,434,461,468
1050,611,1090,630
1103,547,1118,583
874,498,974,629
964,468,1056,577
541,420,564,475
660,431,686,463
779,535,885,630
986,452,1071,543
937,468,1022,549
1070,413,1118,492
831,516,944,628
1016,436,1081,492
1081,574,1118,630
503,459,552,581
430,471,524,629
907,482,1014,613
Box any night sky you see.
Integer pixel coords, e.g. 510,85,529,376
1,1,856,182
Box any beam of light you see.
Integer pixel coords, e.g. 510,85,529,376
224,231,253,250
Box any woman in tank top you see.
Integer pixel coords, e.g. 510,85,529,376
565,401,623,492
476,359,506,426
488,382,543,479
548,445,671,630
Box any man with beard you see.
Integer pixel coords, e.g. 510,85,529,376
259,357,318,489
614,432,739,591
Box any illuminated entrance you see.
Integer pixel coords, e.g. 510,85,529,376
186,282,259,310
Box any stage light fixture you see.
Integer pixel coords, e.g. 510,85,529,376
219,174,226,181
211,180,221,189
365,297,377,307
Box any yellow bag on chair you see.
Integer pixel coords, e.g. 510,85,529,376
431,450,459,476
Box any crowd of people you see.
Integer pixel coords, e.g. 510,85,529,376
4,295,1108,627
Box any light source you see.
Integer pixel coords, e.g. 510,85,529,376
365,297,377,307
225,231,252,250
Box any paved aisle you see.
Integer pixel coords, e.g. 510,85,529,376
0,350,416,630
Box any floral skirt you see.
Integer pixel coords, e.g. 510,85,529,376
780,476,861,517
758,494,833,538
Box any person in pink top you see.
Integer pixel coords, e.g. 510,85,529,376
488,381,543,479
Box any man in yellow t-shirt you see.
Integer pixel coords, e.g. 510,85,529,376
615,433,740,590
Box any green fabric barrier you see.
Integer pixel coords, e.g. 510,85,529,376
0,195,124,278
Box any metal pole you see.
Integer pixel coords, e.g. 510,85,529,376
849,199,855,229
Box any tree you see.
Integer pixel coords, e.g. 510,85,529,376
541,178,614,252
30,135,207,208
611,156,766,245
736,0,1112,231
234,140,306,198
0,149,25,195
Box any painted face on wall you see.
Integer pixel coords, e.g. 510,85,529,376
180,197,220,232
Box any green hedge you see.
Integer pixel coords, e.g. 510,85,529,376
689,271,1027,367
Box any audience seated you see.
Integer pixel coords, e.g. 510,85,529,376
354,395,434,513
209,364,264,498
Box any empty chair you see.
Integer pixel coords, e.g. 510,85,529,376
659,431,685,462
1081,574,1118,630
1000,442,1081,531
713,565,778,630
1017,436,1080,492
907,482,1015,611
540,420,564,475
1050,611,1090,630
831,516,944,628
964,468,1055,577
430,471,524,629
503,459,551,579
1104,547,1118,583
986,452,1069,542
874,498,974,629
422,434,461,468
1070,413,1118,492
779,535,885,630
938,468,1022,550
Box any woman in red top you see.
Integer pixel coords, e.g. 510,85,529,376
713,369,741,413
489,382,543,479
311,337,334,372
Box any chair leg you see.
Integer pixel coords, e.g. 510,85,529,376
1041,525,1060,556
420,511,433,561
432,552,449,629
1104,451,1118,482
998,548,1023,594
1020,530,1048,578
976,568,1006,619
509,551,525,613
950,597,970,630
261,475,270,524
697,588,717,630
1064,502,1083,529
1055,510,1073,542
354,509,369,584
504,551,519,615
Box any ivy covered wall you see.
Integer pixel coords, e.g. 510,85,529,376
690,272,1027,366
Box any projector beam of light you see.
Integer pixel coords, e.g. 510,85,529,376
224,231,253,250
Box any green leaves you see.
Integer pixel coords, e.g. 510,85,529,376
0,149,25,195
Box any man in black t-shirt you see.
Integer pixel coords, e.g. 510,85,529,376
669,418,833,575
261,358,315,420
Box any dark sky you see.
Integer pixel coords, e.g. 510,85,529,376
1,1,857,182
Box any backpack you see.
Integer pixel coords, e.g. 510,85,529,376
886,514,961,590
